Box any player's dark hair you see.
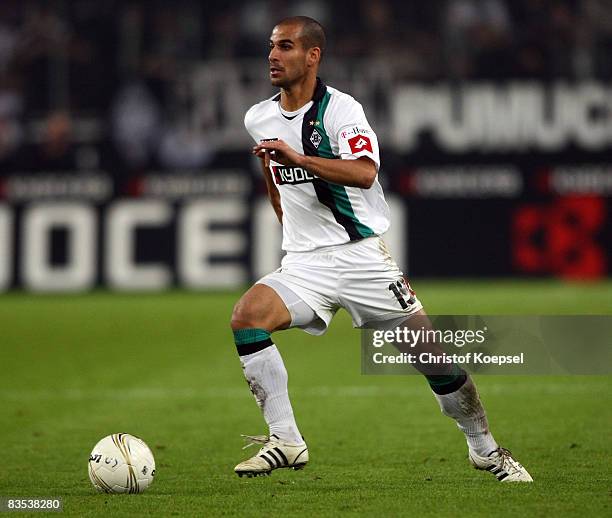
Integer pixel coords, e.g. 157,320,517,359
277,16,326,56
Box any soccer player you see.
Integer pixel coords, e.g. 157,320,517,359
231,16,532,482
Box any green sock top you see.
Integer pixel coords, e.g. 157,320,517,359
233,328,271,346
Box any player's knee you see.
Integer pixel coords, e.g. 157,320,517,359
230,300,263,331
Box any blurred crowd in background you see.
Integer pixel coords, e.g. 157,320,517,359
0,0,611,176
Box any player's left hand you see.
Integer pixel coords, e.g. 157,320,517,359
253,139,304,167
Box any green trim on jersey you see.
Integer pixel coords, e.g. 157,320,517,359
315,91,335,159
315,90,375,239
326,183,375,238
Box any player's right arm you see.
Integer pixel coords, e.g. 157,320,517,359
244,103,283,225
259,155,283,224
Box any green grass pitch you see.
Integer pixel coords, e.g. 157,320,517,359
1,280,611,517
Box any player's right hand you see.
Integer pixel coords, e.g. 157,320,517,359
256,138,278,167
254,148,272,167
253,139,304,168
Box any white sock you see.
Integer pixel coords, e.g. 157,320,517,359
433,377,498,456
240,344,304,445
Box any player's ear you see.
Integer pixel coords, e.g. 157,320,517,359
307,47,321,67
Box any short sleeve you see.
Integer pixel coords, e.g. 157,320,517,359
331,97,380,170
244,105,259,143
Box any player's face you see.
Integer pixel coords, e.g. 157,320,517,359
268,24,309,87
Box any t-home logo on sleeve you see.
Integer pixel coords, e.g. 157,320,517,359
348,134,373,154
272,166,316,185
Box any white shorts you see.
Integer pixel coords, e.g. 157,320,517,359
257,236,423,335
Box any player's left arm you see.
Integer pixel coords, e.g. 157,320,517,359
253,98,380,189
253,141,375,189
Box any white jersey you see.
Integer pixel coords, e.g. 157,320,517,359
244,79,391,252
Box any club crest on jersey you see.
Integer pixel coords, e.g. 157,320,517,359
272,165,316,185
310,128,322,149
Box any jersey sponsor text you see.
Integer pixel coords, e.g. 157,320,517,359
272,166,317,185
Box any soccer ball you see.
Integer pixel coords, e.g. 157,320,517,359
88,433,156,494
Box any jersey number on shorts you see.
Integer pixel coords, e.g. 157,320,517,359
388,279,415,309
